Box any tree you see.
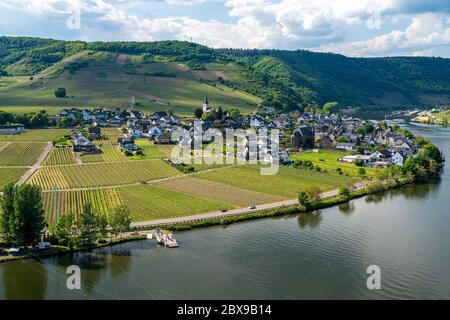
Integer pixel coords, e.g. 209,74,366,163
80,202,97,244
229,109,240,120
339,186,351,200
97,212,109,240
358,167,366,175
305,186,322,203
54,87,67,98
109,205,131,240
9,184,45,247
194,108,203,119
323,101,339,114
216,106,223,120
52,212,77,249
298,191,311,208
0,182,15,244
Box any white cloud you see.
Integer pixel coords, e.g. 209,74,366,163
318,13,450,56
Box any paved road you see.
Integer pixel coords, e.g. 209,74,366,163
131,182,368,228
16,142,53,185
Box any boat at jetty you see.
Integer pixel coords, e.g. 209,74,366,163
148,229,179,248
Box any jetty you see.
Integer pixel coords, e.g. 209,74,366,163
148,229,179,248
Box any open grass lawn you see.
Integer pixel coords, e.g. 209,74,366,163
0,168,28,191
0,142,47,166
43,148,76,166
119,184,234,222
291,150,383,178
196,164,359,198
42,188,123,223
28,159,180,190
0,129,69,142
156,176,285,206
81,146,126,163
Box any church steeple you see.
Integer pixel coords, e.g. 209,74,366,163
203,95,210,112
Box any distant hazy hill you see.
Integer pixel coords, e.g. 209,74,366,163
1,36,449,114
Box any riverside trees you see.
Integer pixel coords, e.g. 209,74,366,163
0,183,45,247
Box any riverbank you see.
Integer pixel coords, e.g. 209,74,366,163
0,235,147,264
0,179,408,264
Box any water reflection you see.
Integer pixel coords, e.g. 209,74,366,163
298,211,322,229
338,202,356,215
2,259,47,300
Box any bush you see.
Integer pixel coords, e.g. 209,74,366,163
54,87,67,98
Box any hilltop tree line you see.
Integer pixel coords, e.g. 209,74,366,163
0,110,49,128
2,36,450,112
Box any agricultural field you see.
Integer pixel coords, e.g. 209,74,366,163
0,142,47,166
43,148,76,166
28,159,180,190
119,184,234,222
0,129,69,142
101,128,125,144
196,164,359,198
0,168,28,191
156,176,285,207
133,139,166,159
81,146,126,163
42,188,123,223
291,150,383,178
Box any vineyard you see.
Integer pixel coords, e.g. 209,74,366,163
0,167,28,191
0,129,69,142
43,148,76,166
42,188,123,223
101,128,125,144
119,184,234,221
81,146,126,163
196,164,359,198
156,176,285,206
28,159,180,190
0,142,47,166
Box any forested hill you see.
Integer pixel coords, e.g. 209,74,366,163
1,36,450,112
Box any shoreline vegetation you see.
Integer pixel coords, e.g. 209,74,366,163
0,177,437,264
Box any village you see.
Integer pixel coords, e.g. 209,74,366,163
36,95,419,171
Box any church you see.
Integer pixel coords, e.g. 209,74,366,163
202,95,212,113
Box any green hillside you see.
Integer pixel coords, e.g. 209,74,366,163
1,36,450,115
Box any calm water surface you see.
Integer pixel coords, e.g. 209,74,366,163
1,121,450,299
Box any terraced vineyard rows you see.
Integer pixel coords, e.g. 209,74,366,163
0,167,28,190
42,188,123,223
43,148,76,166
28,160,180,190
81,146,126,163
156,176,285,206
102,128,125,144
0,142,47,166
196,164,359,198
119,184,234,222
0,129,69,141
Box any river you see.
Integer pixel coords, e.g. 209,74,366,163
1,120,450,299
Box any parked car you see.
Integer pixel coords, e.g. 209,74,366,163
221,209,228,213
249,205,257,210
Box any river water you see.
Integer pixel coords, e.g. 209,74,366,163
1,120,450,300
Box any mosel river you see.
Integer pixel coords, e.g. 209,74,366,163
1,121,450,299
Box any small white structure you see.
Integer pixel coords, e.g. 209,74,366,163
391,152,405,166
336,142,356,152
37,242,52,250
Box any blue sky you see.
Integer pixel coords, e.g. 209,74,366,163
0,0,449,57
